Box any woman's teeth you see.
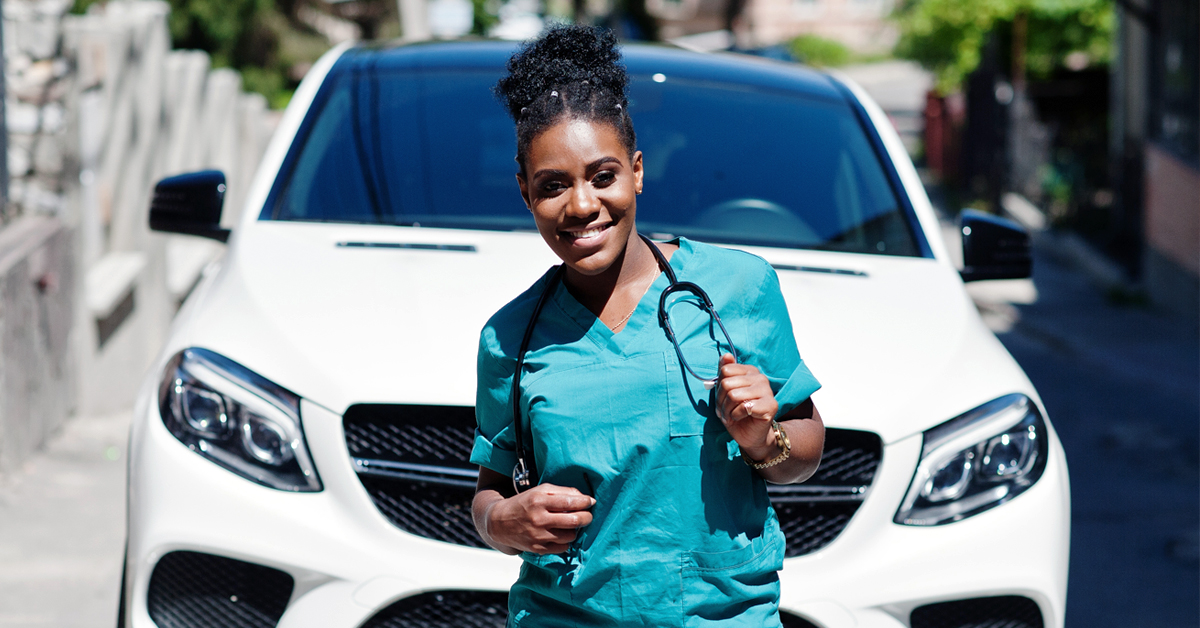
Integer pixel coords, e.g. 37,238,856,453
568,226,606,241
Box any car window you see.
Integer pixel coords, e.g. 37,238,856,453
268,66,919,256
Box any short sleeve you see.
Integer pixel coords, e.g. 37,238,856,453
470,326,520,475
739,262,821,418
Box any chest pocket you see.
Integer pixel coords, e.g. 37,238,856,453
524,352,673,480
665,346,724,438
661,293,731,438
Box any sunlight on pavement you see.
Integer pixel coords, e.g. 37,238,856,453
0,411,130,628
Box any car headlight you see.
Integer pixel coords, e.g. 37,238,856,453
895,394,1047,526
158,348,322,492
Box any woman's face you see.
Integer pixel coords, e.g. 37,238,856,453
518,118,643,278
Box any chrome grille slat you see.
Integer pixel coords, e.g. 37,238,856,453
354,458,480,489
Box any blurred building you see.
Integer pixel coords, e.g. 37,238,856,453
1112,0,1199,319
649,0,897,51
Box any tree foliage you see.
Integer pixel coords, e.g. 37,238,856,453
165,0,273,68
789,34,851,68
895,0,1114,94
73,0,394,108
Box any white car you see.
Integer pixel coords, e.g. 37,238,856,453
123,40,1070,628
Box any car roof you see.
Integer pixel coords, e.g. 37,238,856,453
336,39,847,104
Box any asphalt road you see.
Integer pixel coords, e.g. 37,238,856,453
980,242,1200,628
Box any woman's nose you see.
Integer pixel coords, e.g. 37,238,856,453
567,181,600,217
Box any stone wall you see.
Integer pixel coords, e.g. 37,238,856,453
3,0,73,221
1,0,280,468
0,216,74,475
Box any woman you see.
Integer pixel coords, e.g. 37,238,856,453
471,25,825,627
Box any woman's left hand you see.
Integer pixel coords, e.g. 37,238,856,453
714,353,779,461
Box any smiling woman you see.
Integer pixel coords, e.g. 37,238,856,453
468,25,826,628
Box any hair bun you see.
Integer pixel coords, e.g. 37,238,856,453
496,25,628,121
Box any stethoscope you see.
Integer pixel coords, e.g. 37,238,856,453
511,234,738,493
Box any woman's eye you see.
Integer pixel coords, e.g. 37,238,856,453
541,181,566,193
593,172,616,186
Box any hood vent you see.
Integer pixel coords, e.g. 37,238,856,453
337,241,476,252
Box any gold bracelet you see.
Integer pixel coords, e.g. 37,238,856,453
742,420,791,470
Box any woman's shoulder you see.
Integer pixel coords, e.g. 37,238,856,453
479,266,561,360
679,238,774,282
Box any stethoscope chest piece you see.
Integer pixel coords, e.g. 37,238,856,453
513,458,533,494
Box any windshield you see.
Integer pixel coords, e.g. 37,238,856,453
266,67,920,256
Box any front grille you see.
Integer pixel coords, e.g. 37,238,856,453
146,551,293,628
361,590,509,628
766,428,882,557
772,501,861,557
344,404,882,557
360,591,819,628
804,428,882,485
358,475,484,549
910,596,1044,628
344,405,476,470
345,405,486,549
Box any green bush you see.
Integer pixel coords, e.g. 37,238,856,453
789,34,851,68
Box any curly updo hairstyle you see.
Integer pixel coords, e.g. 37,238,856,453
495,25,636,174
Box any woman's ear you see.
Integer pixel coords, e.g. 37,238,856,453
632,151,644,195
516,172,532,211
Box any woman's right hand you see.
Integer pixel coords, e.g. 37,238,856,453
473,468,595,555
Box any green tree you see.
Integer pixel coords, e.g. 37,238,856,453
895,0,1114,94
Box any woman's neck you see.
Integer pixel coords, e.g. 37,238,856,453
563,232,662,323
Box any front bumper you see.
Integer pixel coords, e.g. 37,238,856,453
125,399,1069,628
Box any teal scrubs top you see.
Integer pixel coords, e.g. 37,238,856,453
472,238,821,627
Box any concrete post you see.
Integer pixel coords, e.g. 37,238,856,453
0,0,9,219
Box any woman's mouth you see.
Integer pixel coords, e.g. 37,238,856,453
563,224,610,244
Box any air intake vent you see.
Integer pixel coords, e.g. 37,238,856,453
780,610,821,627
910,595,1044,628
147,550,293,628
360,590,509,628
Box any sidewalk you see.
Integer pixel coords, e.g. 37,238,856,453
0,411,130,628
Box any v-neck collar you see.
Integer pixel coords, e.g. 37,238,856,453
551,237,692,356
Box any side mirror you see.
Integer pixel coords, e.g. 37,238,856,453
149,170,231,243
960,209,1032,282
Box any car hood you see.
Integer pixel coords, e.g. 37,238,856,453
170,222,1034,445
